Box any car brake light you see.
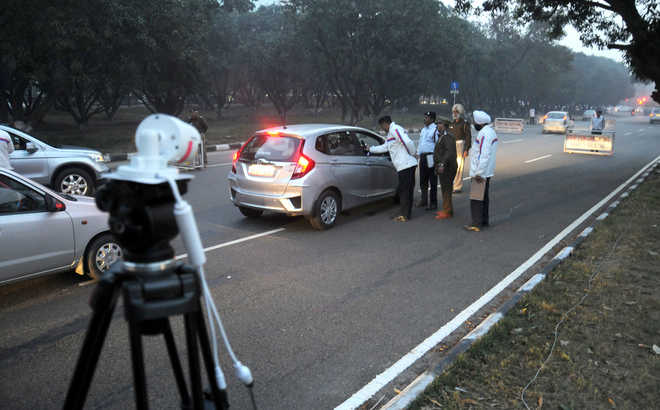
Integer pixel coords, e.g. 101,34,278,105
232,139,251,173
292,148,315,179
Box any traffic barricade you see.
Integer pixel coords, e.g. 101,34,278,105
494,118,524,134
563,129,615,156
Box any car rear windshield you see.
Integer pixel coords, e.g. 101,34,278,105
547,112,565,119
241,134,302,162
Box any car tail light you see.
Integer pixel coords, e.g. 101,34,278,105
563,115,567,120
231,139,250,173
291,143,315,179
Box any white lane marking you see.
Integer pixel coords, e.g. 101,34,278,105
638,129,644,133
524,154,552,163
206,162,233,168
463,176,471,181
336,155,660,410
175,228,285,260
624,132,632,136
502,138,524,144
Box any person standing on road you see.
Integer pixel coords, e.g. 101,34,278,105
433,116,457,219
465,110,498,232
448,104,471,193
529,107,536,125
0,130,14,170
591,109,604,134
416,111,438,210
370,116,417,222
187,110,209,167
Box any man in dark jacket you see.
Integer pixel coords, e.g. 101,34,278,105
187,110,209,167
433,116,458,219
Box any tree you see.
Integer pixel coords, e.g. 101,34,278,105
455,0,660,103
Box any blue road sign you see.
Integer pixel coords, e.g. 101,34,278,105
450,81,459,91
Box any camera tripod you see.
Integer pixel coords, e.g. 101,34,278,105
63,180,230,410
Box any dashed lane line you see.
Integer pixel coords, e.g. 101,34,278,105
524,154,552,164
175,228,286,261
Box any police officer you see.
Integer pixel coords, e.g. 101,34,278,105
370,116,417,222
416,111,438,210
433,116,458,219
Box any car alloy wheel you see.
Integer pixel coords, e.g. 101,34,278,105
319,196,338,225
95,241,122,273
61,173,89,195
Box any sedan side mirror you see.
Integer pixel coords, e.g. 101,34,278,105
26,142,38,154
45,194,66,212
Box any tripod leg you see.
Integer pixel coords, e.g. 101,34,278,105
184,313,204,410
195,309,230,410
64,275,121,410
129,320,149,410
162,320,192,407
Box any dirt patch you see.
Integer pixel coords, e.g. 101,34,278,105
409,169,660,409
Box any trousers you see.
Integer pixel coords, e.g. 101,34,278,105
470,177,491,226
398,166,416,219
453,140,465,191
418,154,437,206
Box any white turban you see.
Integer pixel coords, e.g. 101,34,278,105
473,110,491,125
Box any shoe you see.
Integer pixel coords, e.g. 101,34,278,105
425,204,438,211
463,225,480,232
435,211,452,219
393,215,409,222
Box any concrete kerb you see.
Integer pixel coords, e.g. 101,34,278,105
106,142,245,163
379,158,660,410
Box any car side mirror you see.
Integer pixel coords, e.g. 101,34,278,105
45,194,66,212
26,142,38,154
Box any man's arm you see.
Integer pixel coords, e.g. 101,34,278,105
369,141,389,154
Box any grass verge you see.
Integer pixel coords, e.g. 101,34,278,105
29,104,448,154
409,168,660,409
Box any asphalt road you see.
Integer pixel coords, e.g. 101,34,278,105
1,115,659,409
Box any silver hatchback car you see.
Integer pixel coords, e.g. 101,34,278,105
0,168,122,285
228,124,398,229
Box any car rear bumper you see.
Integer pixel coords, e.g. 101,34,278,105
543,124,567,132
229,183,306,215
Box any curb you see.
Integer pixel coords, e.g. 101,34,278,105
380,159,660,409
106,142,244,162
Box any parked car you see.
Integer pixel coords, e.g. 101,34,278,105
1,124,110,196
0,168,121,285
582,109,596,121
651,107,660,124
542,111,569,134
228,124,399,230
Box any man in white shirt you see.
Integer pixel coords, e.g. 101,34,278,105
0,130,14,170
591,110,604,134
370,116,417,222
416,111,438,210
465,110,498,232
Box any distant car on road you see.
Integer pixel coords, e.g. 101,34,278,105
0,168,121,285
228,124,399,230
582,110,596,121
1,125,110,196
542,111,569,134
650,107,660,124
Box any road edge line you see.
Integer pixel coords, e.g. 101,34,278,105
336,155,660,410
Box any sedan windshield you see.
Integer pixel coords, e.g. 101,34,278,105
547,112,565,119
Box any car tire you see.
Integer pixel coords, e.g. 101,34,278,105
85,233,122,280
308,190,340,230
238,206,263,218
55,167,95,196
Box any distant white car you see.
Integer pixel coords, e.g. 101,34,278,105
651,107,660,124
542,111,569,134
0,168,121,285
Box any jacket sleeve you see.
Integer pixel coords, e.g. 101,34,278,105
464,122,472,152
474,134,492,176
369,141,389,154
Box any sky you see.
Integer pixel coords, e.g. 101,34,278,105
254,0,625,62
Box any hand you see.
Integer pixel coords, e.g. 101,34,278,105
463,150,469,158
474,175,484,183
436,165,445,174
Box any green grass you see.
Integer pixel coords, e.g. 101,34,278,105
408,169,660,409
30,104,452,154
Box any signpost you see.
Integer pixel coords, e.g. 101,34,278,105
450,81,459,106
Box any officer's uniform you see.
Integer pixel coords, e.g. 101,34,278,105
417,115,438,209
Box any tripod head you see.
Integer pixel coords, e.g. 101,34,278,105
96,114,200,264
